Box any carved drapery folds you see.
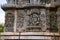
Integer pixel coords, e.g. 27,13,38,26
5,13,14,32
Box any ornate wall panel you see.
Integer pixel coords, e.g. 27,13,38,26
23,9,41,32
28,12,40,26
16,9,58,32
16,10,25,32
25,9,50,32
5,13,14,32
27,9,41,26
49,12,58,32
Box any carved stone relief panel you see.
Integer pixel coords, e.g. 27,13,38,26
27,9,41,26
5,13,14,32
16,10,25,32
25,9,50,32
49,12,58,32
28,12,40,26
22,9,41,32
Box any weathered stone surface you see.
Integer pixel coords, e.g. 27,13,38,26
16,10,25,32
1,0,60,40
5,11,15,32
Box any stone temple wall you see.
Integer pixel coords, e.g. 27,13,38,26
4,8,59,33
2,0,60,40
15,8,58,32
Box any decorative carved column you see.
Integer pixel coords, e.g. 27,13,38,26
14,10,17,32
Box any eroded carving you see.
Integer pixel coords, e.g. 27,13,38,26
28,12,40,26
50,12,58,32
16,10,25,32
5,13,14,32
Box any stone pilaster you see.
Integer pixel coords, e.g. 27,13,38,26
14,10,17,32
40,9,47,31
